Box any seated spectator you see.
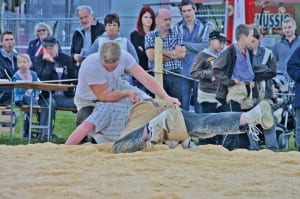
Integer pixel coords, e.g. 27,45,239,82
27,22,61,63
12,53,39,138
0,31,18,105
33,36,76,141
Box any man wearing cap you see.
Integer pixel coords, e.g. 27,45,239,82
33,36,76,141
175,0,212,113
190,31,227,145
191,31,227,113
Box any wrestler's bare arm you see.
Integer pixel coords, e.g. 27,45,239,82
128,64,180,105
90,83,138,103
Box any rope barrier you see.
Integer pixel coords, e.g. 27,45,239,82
146,69,199,82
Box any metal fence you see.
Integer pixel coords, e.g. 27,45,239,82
2,13,83,54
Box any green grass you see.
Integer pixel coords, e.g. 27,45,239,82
0,110,76,145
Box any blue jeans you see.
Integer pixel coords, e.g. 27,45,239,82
247,124,278,151
163,72,182,103
181,78,202,113
199,102,228,145
295,108,300,150
112,109,242,153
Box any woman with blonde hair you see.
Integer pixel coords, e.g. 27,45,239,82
27,22,61,62
12,53,40,138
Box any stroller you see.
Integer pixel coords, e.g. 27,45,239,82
270,75,296,150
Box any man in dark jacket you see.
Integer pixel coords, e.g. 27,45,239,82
33,36,76,141
213,24,255,150
71,5,105,76
0,31,18,105
287,47,300,151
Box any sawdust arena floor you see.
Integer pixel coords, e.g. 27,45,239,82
0,143,299,199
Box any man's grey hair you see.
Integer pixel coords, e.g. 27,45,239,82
76,5,95,17
100,41,121,63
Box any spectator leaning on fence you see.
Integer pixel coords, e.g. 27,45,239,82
145,8,186,103
175,0,212,113
71,5,105,75
0,31,18,105
190,30,227,145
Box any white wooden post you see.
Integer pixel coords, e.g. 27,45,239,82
154,37,163,98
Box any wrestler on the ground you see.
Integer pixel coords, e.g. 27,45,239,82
65,41,274,154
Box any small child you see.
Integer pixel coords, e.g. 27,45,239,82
12,53,40,138
12,53,40,106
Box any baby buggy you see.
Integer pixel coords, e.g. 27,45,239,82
270,75,295,150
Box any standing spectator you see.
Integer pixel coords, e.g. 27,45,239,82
27,22,61,63
33,36,76,141
71,5,105,75
272,17,300,82
145,8,186,102
130,6,156,94
81,13,138,62
247,24,278,151
190,31,226,145
213,24,256,150
175,0,212,113
12,53,39,138
0,31,18,105
287,46,300,151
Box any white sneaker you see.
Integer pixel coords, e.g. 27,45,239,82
244,100,274,129
146,109,175,148
181,139,200,151
164,141,179,149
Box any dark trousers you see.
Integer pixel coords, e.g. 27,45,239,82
163,71,182,105
112,109,242,153
199,102,227,145
222,101,249,150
